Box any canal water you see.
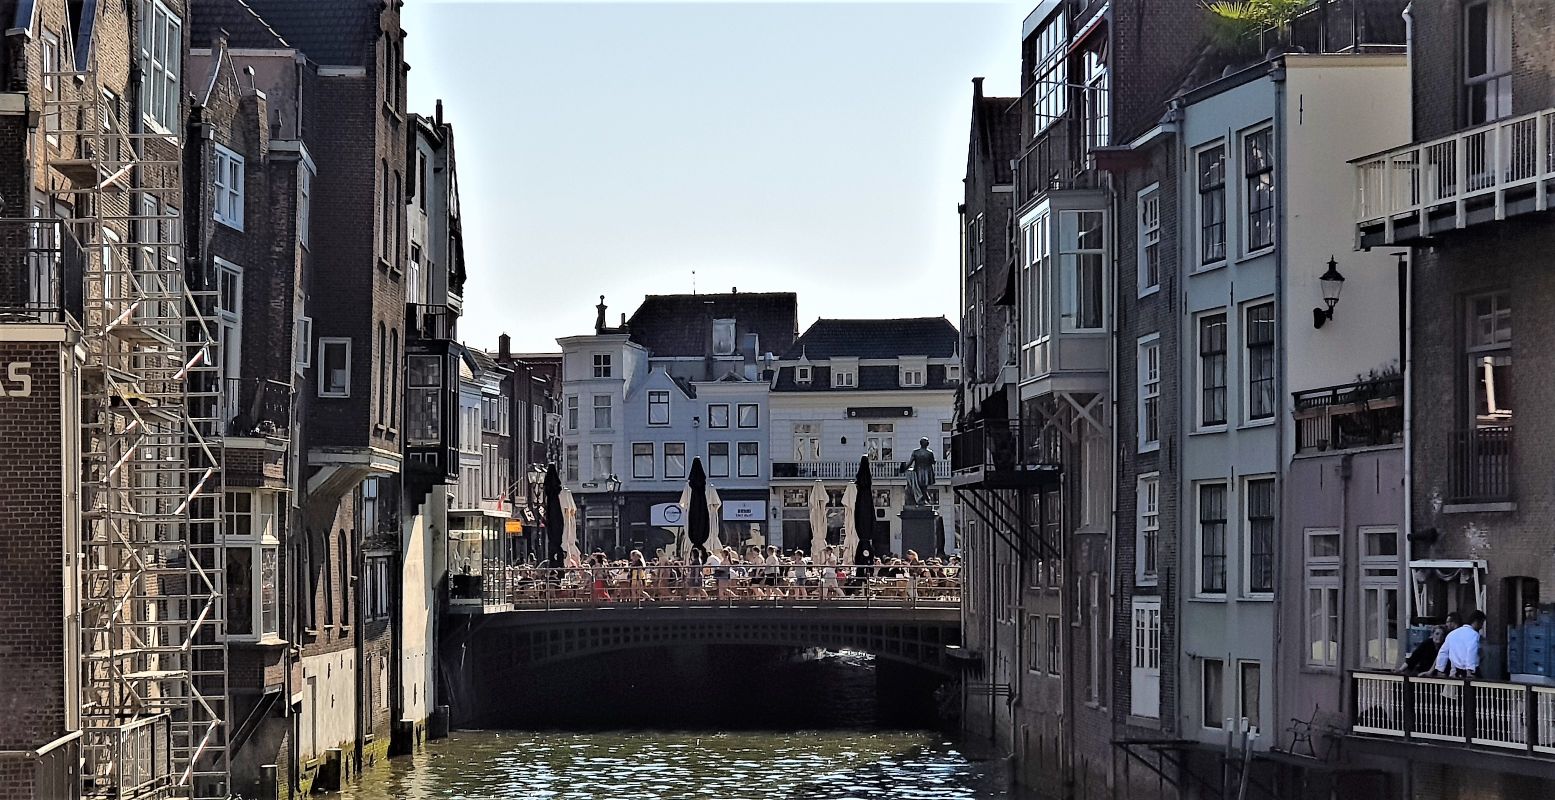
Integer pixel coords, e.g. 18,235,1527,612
329,651,1020,798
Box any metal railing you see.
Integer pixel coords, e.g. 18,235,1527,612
0,217,83,323
951,419,1058,476
1352,672,1555,755
82,714,172,799
771,460,950,481
1355,107,1555,243
406,302,456,341
453,564,961,610
222,377,292,438
1293,376,1403,454
1448,425,1513,504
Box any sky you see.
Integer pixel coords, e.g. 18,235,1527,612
404,1,1030,353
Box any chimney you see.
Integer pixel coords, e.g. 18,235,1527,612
620,313,626,327
972,76,984,99
594,296,607,333
498,333,511,362
435,98,444,127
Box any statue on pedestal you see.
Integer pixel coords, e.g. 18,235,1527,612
902,437,938,509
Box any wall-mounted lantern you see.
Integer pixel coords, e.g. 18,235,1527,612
1313,256,1346,329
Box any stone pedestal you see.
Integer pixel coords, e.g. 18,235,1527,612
899,506,939,558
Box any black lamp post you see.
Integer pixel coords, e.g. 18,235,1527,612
1313,256,1346,329
605,474,623,556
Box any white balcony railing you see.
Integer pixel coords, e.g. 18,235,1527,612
1352,671,1555,756
1354,108,1555,244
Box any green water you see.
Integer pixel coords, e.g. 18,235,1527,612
333,729,1016,799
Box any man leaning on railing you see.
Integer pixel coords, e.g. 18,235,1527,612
1428,610,1485,678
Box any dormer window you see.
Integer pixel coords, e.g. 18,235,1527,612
899,357,929,388
947,364,962,383
901,368,926,387
713,319,736,356
796,365,812,383
833,369,856,388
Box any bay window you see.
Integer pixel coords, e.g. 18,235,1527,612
225,491,280,641
1059,210,1105,331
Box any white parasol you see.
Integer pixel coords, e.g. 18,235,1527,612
841,483,861,564
560,488,581,561
704,483,725,555
675,484,693,559
808,480,828,565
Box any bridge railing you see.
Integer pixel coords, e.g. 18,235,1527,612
467,564,961,611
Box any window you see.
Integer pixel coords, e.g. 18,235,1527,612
1138,336,1160,450
1198,312,1228,427
664,443,686,479
592,395,612,430
41,31,60,145
1464,0,1512,125
1138,186,1161,294
708,442,730,478
1130,598,1161,718
1198,483,1228,596
737,442,759,477
1029,615,1044,672
213,145,245,230
297,162,313,247
365,555,391,622
565,444,579,482
1245,303,1275,421
591,444,613,481
1032,12,1066,131
1019,213,1051,379
1305,530,1341,667
647,390,670,426
1245,478,1275,596
1046,616,1062,675
1137,474,1159,585
215,261,243,426
380,160,391,259
377,323,388,425
1081,41,1108,151
404,355,442,447
1198,144,1227,265
792,423,821,461
901,367,926,387
832,365,857,388
866,423,895,462
736,403,758,428
942,421,953,461
318,338,351,397
796,365,812,383
1361,527,1401,669
224,491,279,640
1243,128,1274,252
566,395,579,431
632,443,654,479
1203,659,1225,729
712,319,736,355
139,0,182,130
1059,211,1105,331
416,150,428,211
708,404,730,429
592,353,612,378
1238,661,1261,733
1466,291,1512,428
294,316,313,373
1087,573,1102,704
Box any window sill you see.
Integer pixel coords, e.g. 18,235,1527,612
1138,443,1160,455
1138,286,1161,300
1238,418,1275,431
1134,577,1159,588
1190,425,1228,437
216,217,244,233
1237,246,1275,264
1188,595,1227,603
1442,501,1516,514
318,392,350,400
1125,714,1162,729
383,102,405,124
1192,261,1228,275
1239,594,1274,603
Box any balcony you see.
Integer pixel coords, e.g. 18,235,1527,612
949,419,1061,490
406,302,457,341
1352,672,1555,758
0,217,84,324
770,460,950,482
224,377,292,439
1448,425,1513,505
1293,376,1403,454
1355,108,1555,247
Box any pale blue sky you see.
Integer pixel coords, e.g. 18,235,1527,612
404,1,1029,352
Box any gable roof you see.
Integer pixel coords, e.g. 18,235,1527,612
974,95,1021,186
624,292,798,358
242,0,380,66
782,318,958,360
191,0,291,51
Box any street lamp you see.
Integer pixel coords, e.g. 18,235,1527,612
525,464,547,561
605,473,623,556
1313,256,1346,329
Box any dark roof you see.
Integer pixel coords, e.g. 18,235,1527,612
977,94,1022,185
242,0,380,66
624,292,798,358
781,318,958,361
191,0,290,51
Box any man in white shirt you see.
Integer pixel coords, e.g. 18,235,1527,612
1431,610,1485,677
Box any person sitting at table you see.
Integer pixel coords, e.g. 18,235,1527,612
1398,625,1446,675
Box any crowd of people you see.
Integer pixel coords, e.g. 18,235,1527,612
503,545,962,605
1396,610,1486,678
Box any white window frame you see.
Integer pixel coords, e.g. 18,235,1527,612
1058,210,1106,333
1463,0,1513,125
215,259,243,426
1237,660,1262,734
792,422,821,462
592,394,612,430
139,0,182,132
1196,481,1229,599
1305,528,1342,668
214,144,245,230
1137,183,1161,296
1196,310,1229,430
1196,141,1228,269
298,162,313,248
796,365,812,383
42,30,61,146
901,367,926,387
1130,597,1161,719
1241,125,1276,255
1243,475,1276,598
1202,658,1225,730
318,337,351,398
647,390,671,426
1136,473,1159,586
1360,526,1401,669
224,490,280,642
1137,334,1160,452
866,423,895,463
590,443,613,482
712,319,736,356
294,315,312,373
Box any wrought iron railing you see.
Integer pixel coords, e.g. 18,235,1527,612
0,217,83,323
771,461,950,481
406,302,457,341
1352,672,1555,755
1448,425,1513,504
1292,376,1403,453
223,377,292,438
951,419,1058,476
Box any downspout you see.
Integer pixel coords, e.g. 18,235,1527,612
1270,57,1290,753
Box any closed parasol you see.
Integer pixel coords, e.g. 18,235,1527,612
808,480,828,565
560,488,581,562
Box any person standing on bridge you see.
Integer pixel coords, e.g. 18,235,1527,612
589,553,612,603
706,547,729,601
628,550,651,601
819,546,840,601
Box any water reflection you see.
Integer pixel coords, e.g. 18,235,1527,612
332,729,1018,800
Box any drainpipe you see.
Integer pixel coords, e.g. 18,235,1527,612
1270,59,1289,747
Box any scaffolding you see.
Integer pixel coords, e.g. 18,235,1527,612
43,51,229,800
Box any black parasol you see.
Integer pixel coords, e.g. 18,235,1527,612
543,464,564,565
